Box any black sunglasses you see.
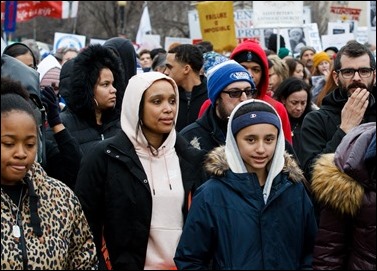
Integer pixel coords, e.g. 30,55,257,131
222,87,257,98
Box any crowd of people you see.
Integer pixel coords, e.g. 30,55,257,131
1,34,376,270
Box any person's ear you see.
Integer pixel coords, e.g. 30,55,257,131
332,71,339,86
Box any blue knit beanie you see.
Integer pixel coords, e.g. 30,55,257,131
203,51,229,76
207,60,255,104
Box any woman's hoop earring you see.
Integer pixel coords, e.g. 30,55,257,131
94,98,99,107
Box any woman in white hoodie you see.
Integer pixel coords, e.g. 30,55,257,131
74,72,207,270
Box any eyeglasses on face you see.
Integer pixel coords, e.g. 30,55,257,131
222,87,257,98
337,67,375,79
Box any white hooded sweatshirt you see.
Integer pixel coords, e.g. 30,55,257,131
120,72,184,270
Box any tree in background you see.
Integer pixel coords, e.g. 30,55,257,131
2,1,333,49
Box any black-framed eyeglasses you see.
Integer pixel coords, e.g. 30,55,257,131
336,67,375,79
222,87,257,98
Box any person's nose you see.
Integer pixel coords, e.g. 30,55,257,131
14,144,28,159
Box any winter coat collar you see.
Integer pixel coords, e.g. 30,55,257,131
204,145,304,183
321,87,347,110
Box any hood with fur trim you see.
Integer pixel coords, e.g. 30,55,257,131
69,44,125,124
311,123,376,216
204,145,304,182
230,39,269,99
311,153,364,217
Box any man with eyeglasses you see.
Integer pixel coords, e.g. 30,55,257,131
299,41,376,185
179,60,256,154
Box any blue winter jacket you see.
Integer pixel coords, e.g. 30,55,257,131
175,146,317,270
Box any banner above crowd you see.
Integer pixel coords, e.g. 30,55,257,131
1,1,79,23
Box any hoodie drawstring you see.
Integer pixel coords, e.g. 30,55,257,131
147,146,172,195
147,152,156,196
162,147,173,190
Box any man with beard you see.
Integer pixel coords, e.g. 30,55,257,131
299,41,376,184
179,60,256,155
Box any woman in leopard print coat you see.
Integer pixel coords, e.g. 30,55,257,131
1,92,97,269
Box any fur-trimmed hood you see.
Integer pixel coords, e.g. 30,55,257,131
69,44,125,124
311,153,364,217
205,145,305,183
311,123,376,217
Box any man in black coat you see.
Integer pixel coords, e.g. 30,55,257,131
299,41,376,182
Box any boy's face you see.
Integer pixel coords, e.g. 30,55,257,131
235,123,278,175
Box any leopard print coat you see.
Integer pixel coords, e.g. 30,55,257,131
1,162,98,270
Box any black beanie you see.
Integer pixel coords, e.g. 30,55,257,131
232,51,264,67
268,34,286,53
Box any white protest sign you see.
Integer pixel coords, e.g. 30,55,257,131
328,22,350,35
321,33,355,51
304,23,322,52
53,32,86,53
89,38,106,45
253,1,303,28
164,37,192,51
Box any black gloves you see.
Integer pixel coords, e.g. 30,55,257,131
41,86,62,127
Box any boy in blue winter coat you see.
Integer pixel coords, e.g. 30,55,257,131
174,99,318,270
